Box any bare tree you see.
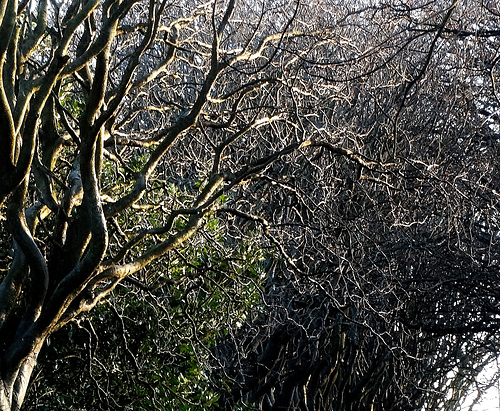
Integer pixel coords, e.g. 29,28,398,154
212,1,500,410
0,0,317,408
1,0,500,410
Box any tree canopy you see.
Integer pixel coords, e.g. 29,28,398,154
1,0,500,410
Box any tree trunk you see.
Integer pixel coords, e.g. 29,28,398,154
1,344,41,411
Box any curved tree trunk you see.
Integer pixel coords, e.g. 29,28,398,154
0,337,44,411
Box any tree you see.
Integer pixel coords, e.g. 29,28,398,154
23,236,266,410
0,0,304,408
1,0,500,410
0,0,348,408
212,1,500,410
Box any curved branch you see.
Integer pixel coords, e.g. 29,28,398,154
5,184,49,339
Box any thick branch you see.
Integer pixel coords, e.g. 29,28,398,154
5,183,49,341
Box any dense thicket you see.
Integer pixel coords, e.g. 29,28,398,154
0,1,499,410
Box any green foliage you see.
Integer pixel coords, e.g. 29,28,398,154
59,81,85,119
130,154,147,173
25,225,268,410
